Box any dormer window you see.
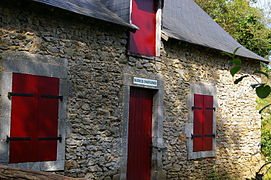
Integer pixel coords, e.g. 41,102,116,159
129,0,157,56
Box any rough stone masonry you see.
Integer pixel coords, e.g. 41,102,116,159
0,1,263,179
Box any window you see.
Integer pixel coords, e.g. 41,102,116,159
0,53,66,171
9,73,61,163
186,83,216,159
192,94,214,152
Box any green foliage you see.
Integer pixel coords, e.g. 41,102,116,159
254,70,269,79
194,0,271,58
256,84,271,99
230,65,241,76
263,170,271,180
230,50,243,77
262,126,271,162
227,48,271,99
257,96,271,162
231,58,241,65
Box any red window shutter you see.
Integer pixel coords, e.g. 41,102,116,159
129,0,156,56
37,76,59,161
203,95,213,151
9,73,59,163
193,94,214,152
193,94,204,152
9,74,38,163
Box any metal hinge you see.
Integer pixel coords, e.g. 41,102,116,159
192,106,202,110
191,134,202,139
37,136,62,143
192,106,216,111
40,95,63,101
206,107,216,111
8,92,34,99
191,134,215,139
6,136,32,143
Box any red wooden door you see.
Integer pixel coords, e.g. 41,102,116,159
127,87,153,180
129,0,156,56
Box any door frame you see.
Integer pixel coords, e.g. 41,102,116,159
120,72,165,180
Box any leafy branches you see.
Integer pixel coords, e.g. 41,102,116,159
228,47,271,99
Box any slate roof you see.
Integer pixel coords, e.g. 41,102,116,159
32,0,137,30
162,0,268,62
31,0,268,62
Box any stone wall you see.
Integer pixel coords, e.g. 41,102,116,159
0,1,262,179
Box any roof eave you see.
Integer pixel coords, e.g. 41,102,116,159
32,0,138,31
162,30,269,63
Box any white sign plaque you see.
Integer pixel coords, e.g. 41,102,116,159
133,77,158,87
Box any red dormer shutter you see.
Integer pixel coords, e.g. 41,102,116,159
129,0,156,56
193,94,214,152
9,73,59,163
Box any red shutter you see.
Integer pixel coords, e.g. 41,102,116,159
9,73,59,163
203,95,213,151
193,94,204,152
10,74,38,163
37,76,59,161
193,94,214,152
129,0,156,56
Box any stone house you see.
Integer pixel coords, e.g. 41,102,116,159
0,0,268,179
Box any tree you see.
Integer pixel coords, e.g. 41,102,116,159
195,0,271,58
